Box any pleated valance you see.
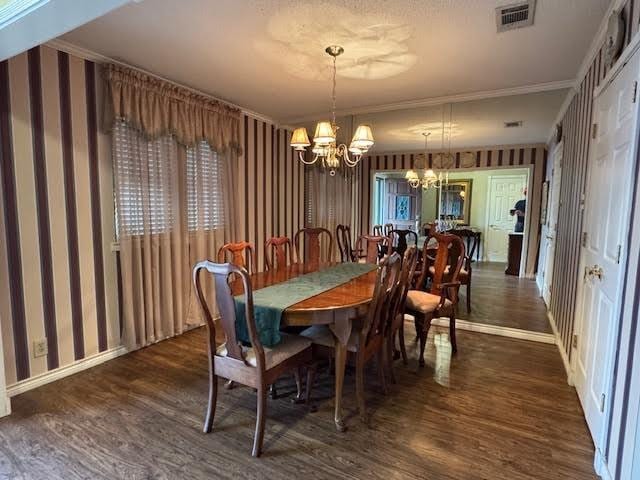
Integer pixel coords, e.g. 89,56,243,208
104,64,242,153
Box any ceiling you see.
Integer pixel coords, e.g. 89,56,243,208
335,88,570,151
60,0,610,123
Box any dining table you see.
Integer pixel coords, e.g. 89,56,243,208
230,262,378,432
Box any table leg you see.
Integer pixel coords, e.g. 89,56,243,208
334,341,347,432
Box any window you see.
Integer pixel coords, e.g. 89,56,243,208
186,141,225,231
113,121,225,238
113,120,176,237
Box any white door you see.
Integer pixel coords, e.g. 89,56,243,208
542,143,563,305
574,48,640,449
485,175,527,262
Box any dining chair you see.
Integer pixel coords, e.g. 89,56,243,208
300,253,402,423
405,231,465,366
192,261,314,457
336,224,355,263
294,227,333,264
217,241,257,275
372,224,383,236
390,229,418,258
354,234,392,263
264,236,293,271
386,246,418,381
383,223,394,237
449,228,479,313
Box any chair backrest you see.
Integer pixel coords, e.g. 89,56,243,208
294,227,333,264
217,241,257,275
336,224,354,263
372,224,383,236
362,252,402,346
426,232,465,303
355,235,392,263
387,246,418,333
390,229,418,258
264,236,293,271
450,227,479,268
383,223,394,236
193,261,265,370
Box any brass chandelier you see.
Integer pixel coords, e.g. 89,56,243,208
290,45,374,176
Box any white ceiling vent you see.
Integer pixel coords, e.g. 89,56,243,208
496,1,536,33
504,121,523,128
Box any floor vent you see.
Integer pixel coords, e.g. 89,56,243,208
496,1,536,33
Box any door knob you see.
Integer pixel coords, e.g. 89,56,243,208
591,265,604,280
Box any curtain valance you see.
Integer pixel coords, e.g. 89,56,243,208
104,64,242,153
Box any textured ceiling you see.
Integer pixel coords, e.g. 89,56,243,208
61,0,609,122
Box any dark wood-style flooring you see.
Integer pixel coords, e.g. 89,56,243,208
457,262,552,333
0,325,594,479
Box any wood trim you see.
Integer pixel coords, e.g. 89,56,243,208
427,317,556,344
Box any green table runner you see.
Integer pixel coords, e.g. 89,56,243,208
234,263,377,347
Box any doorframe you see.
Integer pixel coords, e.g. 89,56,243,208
0,313,10,417
483,171,531,276
570,39,640,473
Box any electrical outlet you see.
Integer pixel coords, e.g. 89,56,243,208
33,339,47,358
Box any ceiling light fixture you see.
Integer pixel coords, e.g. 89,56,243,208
290,45,374,176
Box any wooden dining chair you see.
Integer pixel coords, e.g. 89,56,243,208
386,246,418,381
405,232,465,366
264,236,293,271
372,224,383,236
354,235,392,263
294,227,333,264
336,224,355,263
300,253,402,422
449,228,479,313
192,261,313,457
390,229,418,258
217,241,257,275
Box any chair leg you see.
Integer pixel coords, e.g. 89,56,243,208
466,281,471,313
449,313,458,354
387,336,397,385
399,321,408,366
252,384,268,457
224,380,234,390
305,364,318,412
355,354,367,423
418,315,431,368
293,368,303,403
378,349,388,395
203,373,218,433
269,383,278,399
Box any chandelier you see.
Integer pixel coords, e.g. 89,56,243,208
290,45,374,176
405,133,449,189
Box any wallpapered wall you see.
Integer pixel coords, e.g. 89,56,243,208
0,45,300,386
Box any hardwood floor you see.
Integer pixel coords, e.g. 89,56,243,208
0,325,594,479
457,262,552,333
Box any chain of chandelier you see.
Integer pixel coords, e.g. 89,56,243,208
290,45,374,176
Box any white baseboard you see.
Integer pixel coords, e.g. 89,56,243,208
547,311,574,385
594,448,613,480
0,393,10,417
418,316,556,344
6,345,129,398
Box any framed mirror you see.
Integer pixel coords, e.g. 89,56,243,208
437,179,472,225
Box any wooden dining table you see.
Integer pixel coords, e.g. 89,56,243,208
230,262,377,431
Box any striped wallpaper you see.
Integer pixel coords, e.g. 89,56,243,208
353,145,547,276
0,46,304,386
549,0,640,362
0,46,118,385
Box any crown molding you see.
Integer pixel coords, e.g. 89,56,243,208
283,79,576,125
46,38,282,127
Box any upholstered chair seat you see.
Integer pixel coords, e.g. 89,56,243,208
406,290,453,313
216,333,311,369
299,325,360,353
428,265,468,280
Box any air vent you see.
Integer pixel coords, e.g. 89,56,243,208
496,1,536,33
504,121,523,128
